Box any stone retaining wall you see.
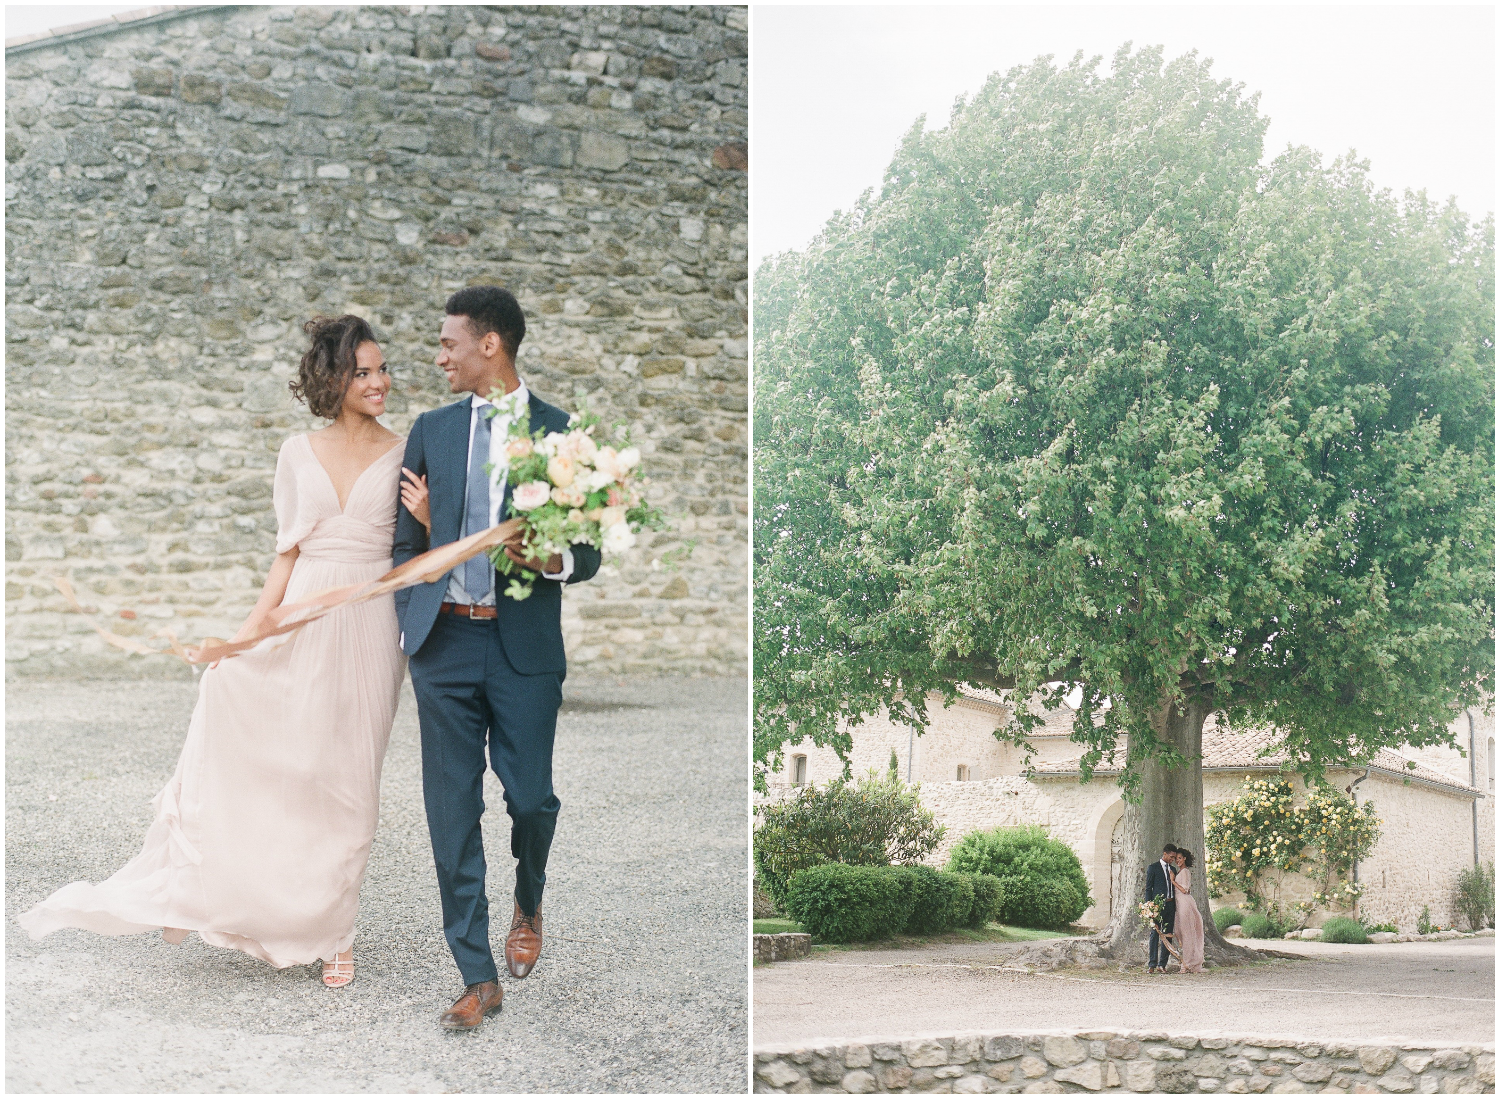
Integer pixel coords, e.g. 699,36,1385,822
754,932,811,963
753,1030,1496,1094
5,4,747,678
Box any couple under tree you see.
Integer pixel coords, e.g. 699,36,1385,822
20,286,602,1031
1144,843,1205,974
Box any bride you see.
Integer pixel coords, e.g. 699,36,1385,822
1171,847,1205,974
19,314,427,989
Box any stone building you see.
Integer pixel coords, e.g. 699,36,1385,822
766,690,1494,932
5,5,747,678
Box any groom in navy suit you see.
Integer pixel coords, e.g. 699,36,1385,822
1144,843,1179,973
393,286,601,1030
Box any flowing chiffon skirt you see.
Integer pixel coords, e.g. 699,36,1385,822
18,540,405,968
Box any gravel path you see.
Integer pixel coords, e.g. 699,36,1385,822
7,675,748,1093
752,935,1494,1048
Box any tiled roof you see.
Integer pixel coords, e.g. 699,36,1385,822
1030,718,1480,796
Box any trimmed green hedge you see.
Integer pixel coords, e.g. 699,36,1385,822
784,865,914,943
967,873,1006,928
784,864,1008,943
1319,917,1369,944
946,825,1092,928
905,866,975,934
1212,907,1244,934
1239,911,1280,939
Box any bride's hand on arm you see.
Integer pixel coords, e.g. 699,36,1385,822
400,468,432,534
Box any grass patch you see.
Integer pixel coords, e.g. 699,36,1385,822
754,918,805,935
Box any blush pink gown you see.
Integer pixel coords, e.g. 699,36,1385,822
19,435,407,968
1173,867,1205,973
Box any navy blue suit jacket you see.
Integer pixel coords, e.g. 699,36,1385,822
392,393,601,673
1144,860,1175,903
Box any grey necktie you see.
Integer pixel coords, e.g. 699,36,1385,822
461,406,492,600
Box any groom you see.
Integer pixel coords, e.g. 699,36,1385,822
393,286,601,1030
1144,843,1179,973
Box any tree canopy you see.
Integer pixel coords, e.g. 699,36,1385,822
753,46,1494,792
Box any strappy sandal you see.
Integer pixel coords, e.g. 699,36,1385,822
322,950,354,989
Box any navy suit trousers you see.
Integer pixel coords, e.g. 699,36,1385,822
1149,899,1177,969
408,611,562,986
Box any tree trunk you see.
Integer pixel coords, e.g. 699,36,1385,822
1104,694,1254,965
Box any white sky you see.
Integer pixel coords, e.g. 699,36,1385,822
751,4,1496,266
4,5,145,39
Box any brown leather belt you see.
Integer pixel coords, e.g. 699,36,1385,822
439,601,498,620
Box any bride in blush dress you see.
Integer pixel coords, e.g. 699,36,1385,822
1171,848,1205,973
19,314,422,989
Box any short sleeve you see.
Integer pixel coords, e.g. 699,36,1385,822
273,436,316,554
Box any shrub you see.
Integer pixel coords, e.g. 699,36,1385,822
1364,921,1398,934
1003,877,1083,930
966,874,1007,928
784,864,915,943
1239,911,1280,939
754,769,945,910
1454,861,1495,931
905,866,974,934
1319,916,1369,944
946,825,1091,927
1418,905,1433,935
1212,907,1244,934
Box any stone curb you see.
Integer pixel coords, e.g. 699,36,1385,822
755,933,812,963
1223,928,1496,944
753,1029,1496,1094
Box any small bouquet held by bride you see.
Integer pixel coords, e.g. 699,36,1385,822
484,388,664,600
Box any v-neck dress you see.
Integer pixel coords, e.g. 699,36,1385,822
19,434,408,967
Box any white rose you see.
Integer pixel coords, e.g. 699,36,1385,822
616,446,641,472
586,468,614,492
574,433,598,463
512,481,552,511
599,505,627,529
602,522,636,554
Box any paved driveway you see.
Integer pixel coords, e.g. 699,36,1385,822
753,936,1494,1047
7,675,748,1093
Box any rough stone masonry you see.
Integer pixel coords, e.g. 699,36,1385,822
754,1031,1497,1095
5,4,747,678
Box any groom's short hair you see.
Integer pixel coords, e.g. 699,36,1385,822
1161,844,1179,855
445,286,526,358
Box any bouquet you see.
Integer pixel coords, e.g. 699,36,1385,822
483,388,664,600
1138,898,1181,960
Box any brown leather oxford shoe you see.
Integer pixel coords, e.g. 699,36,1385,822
438,981,503,1030
505,902,543,979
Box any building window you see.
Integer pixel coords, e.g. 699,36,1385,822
1489,738,1495,793
793,755,807,786
956,764,970,781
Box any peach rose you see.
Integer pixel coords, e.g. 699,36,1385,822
512,481,551,511
505,438,534,460
546,455,576,488
599,505,626,529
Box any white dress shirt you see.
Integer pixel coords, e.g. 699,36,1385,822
1160,859,1176,899
445,382,573,606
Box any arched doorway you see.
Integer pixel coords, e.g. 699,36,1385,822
1079,797,1125,927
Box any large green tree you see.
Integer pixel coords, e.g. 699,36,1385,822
754,47,1494,960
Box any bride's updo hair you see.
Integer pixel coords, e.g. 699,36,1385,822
291,314,377,419
1177,848,1195,868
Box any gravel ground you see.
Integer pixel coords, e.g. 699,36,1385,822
753,935,1494,1048
7,675,749,1093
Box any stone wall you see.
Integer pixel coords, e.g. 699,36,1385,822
5,4,747,678
753,1030,1496,1095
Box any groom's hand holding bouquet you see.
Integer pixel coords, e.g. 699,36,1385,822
483,388,664,600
